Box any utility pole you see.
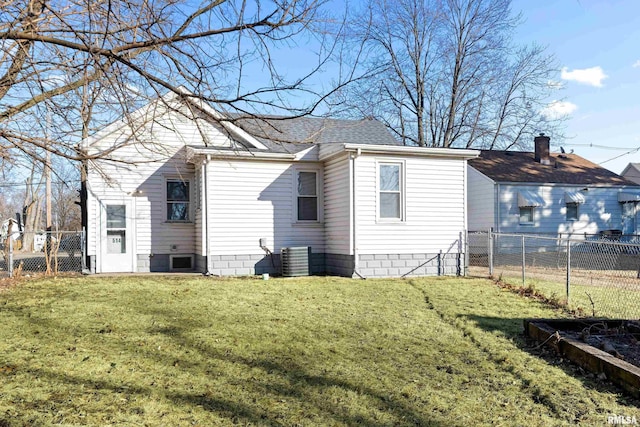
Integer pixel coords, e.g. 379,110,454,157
46,149,51,232
45,106,52,232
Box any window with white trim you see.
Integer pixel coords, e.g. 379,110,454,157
566,203,578,221
296,171,318,221
166,179,190,222
519,207,534,224
379,162,403,220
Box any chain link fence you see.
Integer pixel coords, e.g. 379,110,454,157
468,230,640,319
1,231,85,278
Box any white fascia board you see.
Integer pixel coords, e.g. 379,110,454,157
185,146,295,163
318,143,480,161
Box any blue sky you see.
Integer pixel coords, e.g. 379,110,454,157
512,0,640,174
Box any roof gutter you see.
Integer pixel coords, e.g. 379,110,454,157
186,146,296,162
319,143,479,162
493,182,640,189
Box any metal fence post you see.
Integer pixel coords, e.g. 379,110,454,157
566,237,571,305
8,236,13,278
463,230,469,277
522,235,526,287
81,227,87,273
488,228,494,276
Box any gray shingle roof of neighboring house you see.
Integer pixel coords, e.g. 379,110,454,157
469,150,636,186
221,115,400,153
621,162,640,185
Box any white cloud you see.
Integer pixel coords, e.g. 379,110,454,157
541,100,577,120
561,66,607,87
633,60,640,68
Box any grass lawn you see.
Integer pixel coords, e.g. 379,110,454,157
0,275,638,426
493,268,640,319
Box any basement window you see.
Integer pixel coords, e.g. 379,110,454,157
170,255,194,271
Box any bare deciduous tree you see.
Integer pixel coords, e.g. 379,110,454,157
0,0,358,169
340,0,564,149
51,160,81,231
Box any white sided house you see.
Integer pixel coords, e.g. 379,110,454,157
468,134,640,238
84,90,478,277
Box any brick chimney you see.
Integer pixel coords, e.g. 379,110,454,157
534,133,551,165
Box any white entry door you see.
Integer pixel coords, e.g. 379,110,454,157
100,199,135,273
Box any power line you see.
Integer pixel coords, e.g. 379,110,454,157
562,142,634,151
0,179,81,188
599,145,640,165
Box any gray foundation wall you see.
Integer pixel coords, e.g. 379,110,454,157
325,253,356,277
356,252,462,278
195,254,207,273
207,253,325,277
91,251,462,278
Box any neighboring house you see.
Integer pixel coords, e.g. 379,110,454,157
1,218,20,243
83,89,479,277
468,134,640,237
0,219,47,252
621,163,640,185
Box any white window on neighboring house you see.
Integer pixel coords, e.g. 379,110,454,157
519,206,534,225
166,179,190,222
296,171,318,221
379,162,404,220
566,203,579,221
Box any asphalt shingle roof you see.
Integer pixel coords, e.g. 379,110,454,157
227,115,400,153
469,150,635,186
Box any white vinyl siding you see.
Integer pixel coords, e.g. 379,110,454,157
467,166,495,231
324,154,351,254
206,160,325,256
86,103,216,259
354,155,467,254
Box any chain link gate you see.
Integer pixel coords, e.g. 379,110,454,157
1,230,85,278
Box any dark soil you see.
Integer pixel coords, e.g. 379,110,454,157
561,320,640,368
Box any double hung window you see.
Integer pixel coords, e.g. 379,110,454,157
167,180,190,222
379,163,403,220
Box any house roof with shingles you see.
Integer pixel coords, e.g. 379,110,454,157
221,115,400,153
621,162,640,185
469,150,636,186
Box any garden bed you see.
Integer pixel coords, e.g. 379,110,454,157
524,319,640,397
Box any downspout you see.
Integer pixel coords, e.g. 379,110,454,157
203,155,212,275
352,147,365,278
495,183,500,233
